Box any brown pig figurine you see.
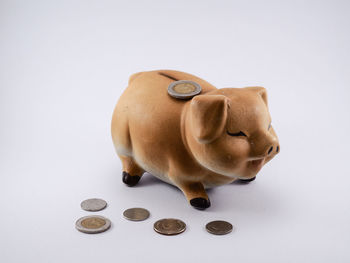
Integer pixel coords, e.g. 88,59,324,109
111,70,280,209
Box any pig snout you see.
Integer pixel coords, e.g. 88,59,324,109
250,131,279,159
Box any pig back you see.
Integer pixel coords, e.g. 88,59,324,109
113,70,216,176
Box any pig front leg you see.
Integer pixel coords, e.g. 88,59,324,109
170,176,211,210
118,154,145,187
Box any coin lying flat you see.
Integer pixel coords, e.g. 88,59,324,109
206,220,233,235
154,218,186,236
75,215,111,234
168,80,201,100
123,208,150,221
80,198,107,212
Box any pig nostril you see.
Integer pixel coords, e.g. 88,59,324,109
276,146,279,153
268,146,273,155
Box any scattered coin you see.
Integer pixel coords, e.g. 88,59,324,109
75,215,111,234
123,208,150,221
168,80,201,100
80,198,107,212
206,220,233,235
154,218,186,236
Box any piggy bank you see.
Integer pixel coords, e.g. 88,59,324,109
111,70,279,209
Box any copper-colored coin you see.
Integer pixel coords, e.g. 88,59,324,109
206,220,233,235
153,218,186,236
80,198,107,212
123,208,150,221
168,80,201,100
75,215,111,234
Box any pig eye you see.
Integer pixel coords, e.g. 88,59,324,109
227,130,247,137
268,123,271,130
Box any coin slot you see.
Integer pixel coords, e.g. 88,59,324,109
158,72,179,81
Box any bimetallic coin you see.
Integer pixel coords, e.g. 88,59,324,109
80,198,107,212
154,218,186,236
168,80,201,100
75,215,111,234
206,220,233,235
123,208,150,221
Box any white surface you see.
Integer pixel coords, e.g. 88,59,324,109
1,0,350,262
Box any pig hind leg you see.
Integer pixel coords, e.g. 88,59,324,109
118,154,145,187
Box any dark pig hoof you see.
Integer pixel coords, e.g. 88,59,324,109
122,171,141,187
190,197,211,210
238,176,256,183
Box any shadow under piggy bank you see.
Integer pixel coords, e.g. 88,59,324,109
136,172,284,217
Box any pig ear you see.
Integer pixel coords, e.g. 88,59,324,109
189,95,230,144
245,86,268,106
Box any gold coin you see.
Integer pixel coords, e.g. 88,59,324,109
75,215,111,234
153,218,186,236
173,83,196,94
167,80,201,100
123,208,150,221
81,217,106,229
206,220,233,235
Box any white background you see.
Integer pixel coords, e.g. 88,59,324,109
1,0,349,262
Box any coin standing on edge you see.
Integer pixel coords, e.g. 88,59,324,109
80,198,107,212
75,215,111,234
206,220,233,235
123,208,150,221
154,218,186,236
167,80,202,100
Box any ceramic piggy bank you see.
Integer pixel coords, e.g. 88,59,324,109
111,70,279,209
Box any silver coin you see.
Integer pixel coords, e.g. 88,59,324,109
81,198,107,212
154,218,186,236
123,208,150,221
75,215,111,234
206,220,233,235
168,80,202,100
